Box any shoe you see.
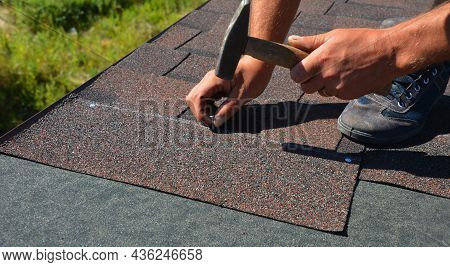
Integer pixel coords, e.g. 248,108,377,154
337,62,450,145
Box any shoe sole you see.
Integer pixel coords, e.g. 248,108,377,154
337,116,424,145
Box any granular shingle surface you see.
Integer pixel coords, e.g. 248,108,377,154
327,2,418,20
167,54,216,83
77,66,194,115
293,13,380,31
349,0,435,11
0,97,359,231
152,25,201,49
178,10,224,32
200,0,241,14
179,14,233,57
359,134,450,198
298,0,335,15
115,43,189,75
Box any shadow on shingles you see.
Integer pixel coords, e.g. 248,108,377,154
362,150,450,179
284,142,449,179
212,101,347,134
282,143,361,164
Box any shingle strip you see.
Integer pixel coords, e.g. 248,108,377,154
167,54,216,83
152,25,201,49
115,43,189,76
0,98,359,231
298,0,335,15
327,2,418,21
77,66,195,116
178,10,224,32
349,0,435,11
200,0,242,14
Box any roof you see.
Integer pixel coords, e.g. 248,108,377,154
0,0,448,245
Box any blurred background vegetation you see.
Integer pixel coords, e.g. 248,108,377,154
0,0,206,134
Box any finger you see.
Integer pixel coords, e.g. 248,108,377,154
186,72,230,125
186,96,211,126
213,89,251,128
213,99,242,128
317,88,328,97
290,47,324,83
321,87,338,98
299,75,324,94
288,33,328,52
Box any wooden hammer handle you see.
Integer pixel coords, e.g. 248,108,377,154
244,37,309,69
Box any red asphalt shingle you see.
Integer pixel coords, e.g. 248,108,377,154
298,0,335,15
114,43,189,75
349,0,435,11
0,98,359,231
200,0,242,14
167,54,217,83
78,66,194,115
178,10,224,32
327,1,418,20
153,25,201,49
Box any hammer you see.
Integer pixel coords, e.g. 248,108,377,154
214,0,391,95
215,0,308,80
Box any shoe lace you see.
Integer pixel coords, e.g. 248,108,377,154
388,66,437,108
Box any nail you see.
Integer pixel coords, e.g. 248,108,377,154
213,115,226,128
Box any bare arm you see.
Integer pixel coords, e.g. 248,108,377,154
186,0,300,127
250,0,300,42
391,2,450,76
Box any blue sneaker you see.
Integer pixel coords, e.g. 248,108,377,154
338,62,450,144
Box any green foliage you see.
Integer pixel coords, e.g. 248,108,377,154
5,0,144,31
0,0,206,134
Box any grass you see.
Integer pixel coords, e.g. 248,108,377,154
0,0,207,135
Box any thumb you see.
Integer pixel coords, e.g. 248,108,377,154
213,83,253,127
288,33,328,52
213,98,245,128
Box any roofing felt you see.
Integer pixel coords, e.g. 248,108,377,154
0,0,448,234
1,155,448,246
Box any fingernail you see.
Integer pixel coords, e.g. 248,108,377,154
213,115,226,128
288,35,301,42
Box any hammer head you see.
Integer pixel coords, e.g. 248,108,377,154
215,0,251,80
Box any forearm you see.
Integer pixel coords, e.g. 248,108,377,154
237,0,300,84
245,0,300,69
250,0,300,42
389,2,450,75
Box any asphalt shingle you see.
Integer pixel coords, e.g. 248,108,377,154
178,10,225,32
200,0,242,14
0,98,359,231
115,43,189,76
152,25,201,49
298,0,335,15
77,66,194,115
349,0,435,11
167,54,216,83
179,15,232,57
293,13,381,31
327,2,418,21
